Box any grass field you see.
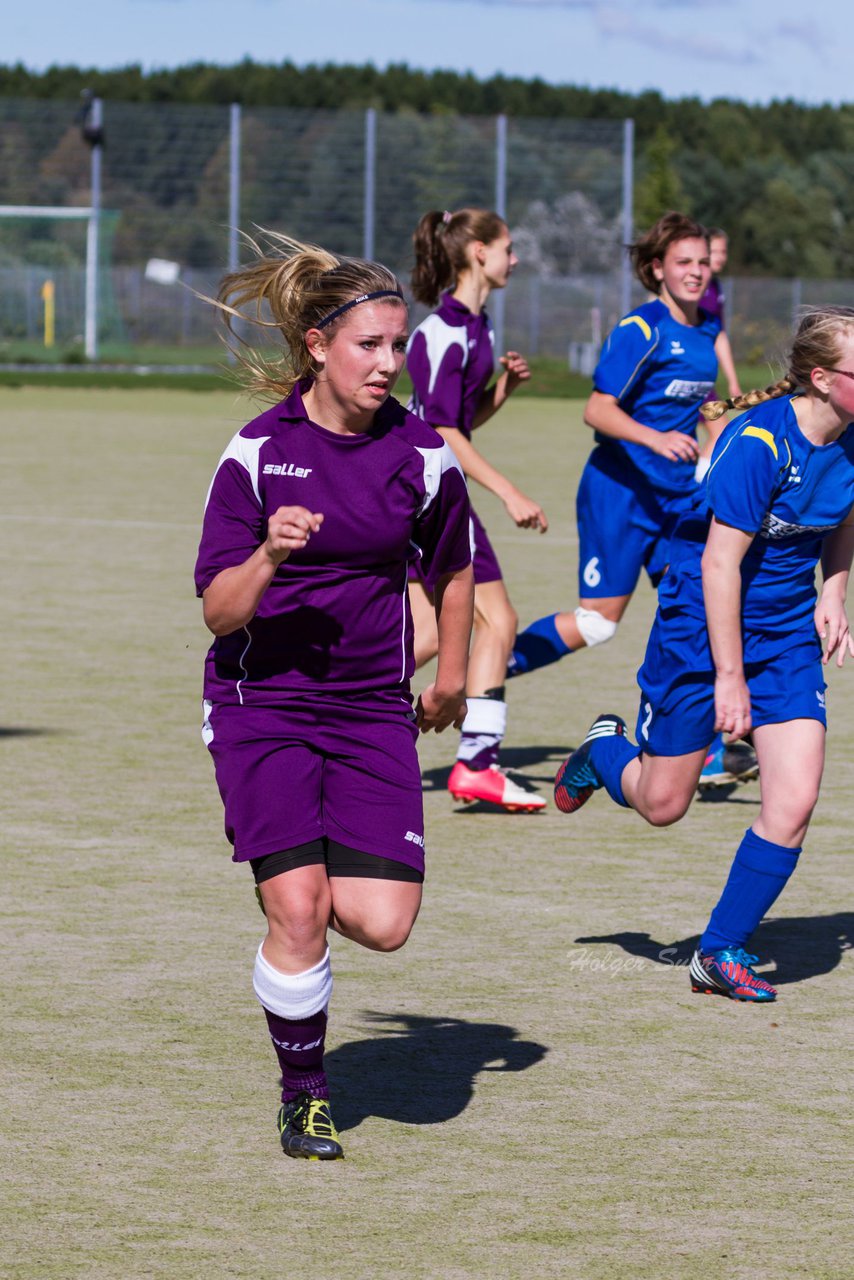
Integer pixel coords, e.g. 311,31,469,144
2,387,852,1280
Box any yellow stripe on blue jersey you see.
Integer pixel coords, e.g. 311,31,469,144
741,425,778,459
618,315,652,341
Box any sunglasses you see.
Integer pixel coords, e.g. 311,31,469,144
825,368,854,380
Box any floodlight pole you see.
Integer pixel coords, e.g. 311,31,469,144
493,113,508,358
84,97,103,360
620,117,635,318
228,103,241,272
363,108,377,261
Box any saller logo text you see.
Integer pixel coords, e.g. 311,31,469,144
263,463,313,477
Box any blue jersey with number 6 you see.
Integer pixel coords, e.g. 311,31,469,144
592,298,720,497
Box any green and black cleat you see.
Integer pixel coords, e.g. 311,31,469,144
277,1091,344,1161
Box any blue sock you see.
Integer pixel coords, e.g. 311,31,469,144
589,734,640,807
508,613,571,677
701,828,801,952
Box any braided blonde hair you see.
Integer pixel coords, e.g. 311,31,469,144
702,305,854,421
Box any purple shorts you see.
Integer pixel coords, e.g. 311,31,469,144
409,505,501,588
469,507,502,585
204,697,426,874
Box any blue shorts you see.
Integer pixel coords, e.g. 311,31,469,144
576,448,693,598
636,621,827,756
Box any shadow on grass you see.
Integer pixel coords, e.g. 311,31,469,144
575,912,854,987
0,726,59,738
421,744,568,794
326,1011,548,1133
696,783,761,806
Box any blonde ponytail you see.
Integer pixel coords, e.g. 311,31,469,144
207,229,405,401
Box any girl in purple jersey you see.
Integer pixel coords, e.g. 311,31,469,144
698,228,742,424
406,207,549,813
195,232,474,1160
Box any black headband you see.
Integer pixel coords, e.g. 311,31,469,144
316,289,405,330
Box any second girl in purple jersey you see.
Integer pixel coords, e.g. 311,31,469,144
406,207,549,812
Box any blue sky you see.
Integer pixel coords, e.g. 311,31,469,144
6,0,853,106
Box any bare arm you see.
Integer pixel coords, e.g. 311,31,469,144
436,425,548,532
714,330,741,399
472,351,531,429
416,564,474,733
202,505,324,636
816,514,854,667
584,390,699,463
701,517,754,738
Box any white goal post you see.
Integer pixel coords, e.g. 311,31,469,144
0,204,100,358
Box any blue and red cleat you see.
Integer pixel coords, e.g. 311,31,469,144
553,713,627,814
689,946,777,1002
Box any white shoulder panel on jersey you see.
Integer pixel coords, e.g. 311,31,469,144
417,314,469,395
203,432,271,509
415,440,465,516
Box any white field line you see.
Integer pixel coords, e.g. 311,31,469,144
0,513,579,544
0,513,199,531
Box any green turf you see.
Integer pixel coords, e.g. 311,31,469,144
0,358,776,401
2,388,852,1279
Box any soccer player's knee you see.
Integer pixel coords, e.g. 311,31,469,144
574,606,618,648
644,789,692,827
365,918,414,953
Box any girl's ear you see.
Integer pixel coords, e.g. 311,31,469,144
305,328,327,366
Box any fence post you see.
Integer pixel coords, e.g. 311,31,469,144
229,103,241,272
620,117,634,318
84,97,103,360
493,113,508,357
791,277,802,329
363,107,377,261
528,274,540,355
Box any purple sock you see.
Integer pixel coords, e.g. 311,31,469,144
262,1007,329,1102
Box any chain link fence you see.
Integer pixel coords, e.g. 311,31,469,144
0,96,851,367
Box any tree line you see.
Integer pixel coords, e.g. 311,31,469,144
2,60,853,276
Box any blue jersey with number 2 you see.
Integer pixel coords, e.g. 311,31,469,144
660,395,854,664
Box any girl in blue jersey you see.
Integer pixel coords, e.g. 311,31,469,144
196,233,473,1158
553,306,854,1001
510,212,754,787
509,216,713,650
406,207,549,812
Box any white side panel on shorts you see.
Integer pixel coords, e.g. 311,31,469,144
201,698,214,745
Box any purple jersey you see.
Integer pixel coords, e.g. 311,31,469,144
698,276,725,327
195,381,471,706
406,293,495,439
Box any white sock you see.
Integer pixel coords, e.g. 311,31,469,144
252,944,332,1019
457,695,507,764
